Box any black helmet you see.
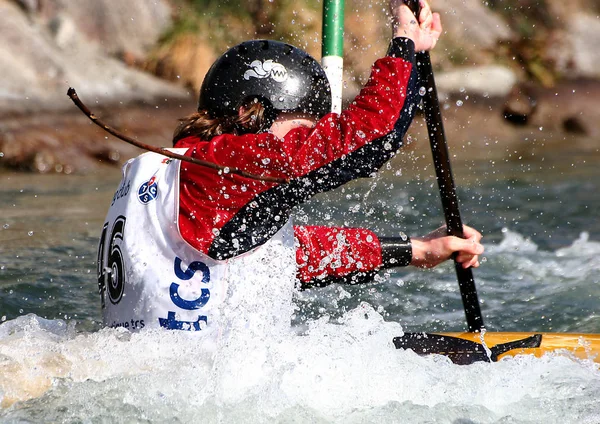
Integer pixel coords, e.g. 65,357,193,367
198,40,332,122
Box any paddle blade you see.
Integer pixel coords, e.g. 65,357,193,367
393,333,543,365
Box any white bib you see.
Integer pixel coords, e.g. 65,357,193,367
98,150,296,337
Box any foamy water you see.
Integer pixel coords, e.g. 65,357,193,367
1,301,600,423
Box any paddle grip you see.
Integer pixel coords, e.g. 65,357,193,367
405,0,421,16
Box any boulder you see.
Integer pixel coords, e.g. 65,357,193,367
503,78,600,137
0,0,189,118
435,0,513,51
567,13,600,78
435,65,518,100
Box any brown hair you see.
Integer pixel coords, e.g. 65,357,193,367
172,99,270,145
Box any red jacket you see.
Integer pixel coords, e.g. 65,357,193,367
175,38,418,286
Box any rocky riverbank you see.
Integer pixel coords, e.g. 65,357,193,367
4,87,599,175
0,98,196,173
0,0,599,174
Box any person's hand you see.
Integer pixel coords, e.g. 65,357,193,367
389,0,442,51
410,225,484,269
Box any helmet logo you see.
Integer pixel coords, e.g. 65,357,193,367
244,60,288,83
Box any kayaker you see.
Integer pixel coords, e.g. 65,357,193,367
98,0,483,331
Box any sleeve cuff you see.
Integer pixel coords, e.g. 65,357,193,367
380,233,412,268
386,37,416,65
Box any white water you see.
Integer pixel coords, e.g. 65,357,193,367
1,307,599,423
2,228,600,423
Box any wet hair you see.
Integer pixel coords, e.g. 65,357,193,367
172,98,270,145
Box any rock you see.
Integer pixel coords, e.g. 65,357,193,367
435,65,518,100
435,0,513,51
35,0,173,58
2,0,599,174
503,79,600,137
0,0,189,118
12,0,38,13
0,0,192,173
568,13,600,78
0,99,196,174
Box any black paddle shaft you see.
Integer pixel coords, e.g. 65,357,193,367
406,0,484,332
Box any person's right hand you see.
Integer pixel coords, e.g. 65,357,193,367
410,225,484,269
389,0,442,52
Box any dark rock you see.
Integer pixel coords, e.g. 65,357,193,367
503,79,600,137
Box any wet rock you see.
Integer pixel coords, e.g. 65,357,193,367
503,79,600,137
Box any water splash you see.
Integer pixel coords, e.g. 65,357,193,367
1,304,600,422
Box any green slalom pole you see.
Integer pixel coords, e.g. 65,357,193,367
322,0,345,113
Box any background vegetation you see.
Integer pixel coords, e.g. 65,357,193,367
144,0,600,93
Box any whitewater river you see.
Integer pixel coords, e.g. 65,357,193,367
1,140,599,423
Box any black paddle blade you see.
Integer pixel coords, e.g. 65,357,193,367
393,333,543,365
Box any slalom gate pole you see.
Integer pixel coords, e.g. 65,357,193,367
321,0,345,113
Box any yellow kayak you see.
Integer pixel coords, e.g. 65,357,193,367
393,332,600,365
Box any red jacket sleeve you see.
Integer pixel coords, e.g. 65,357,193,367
294,225,384,285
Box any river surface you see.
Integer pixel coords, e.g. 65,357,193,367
1,140,600,423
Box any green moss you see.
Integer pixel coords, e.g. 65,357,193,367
162,0,322,47
188,0,249,16
158,12,200,44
